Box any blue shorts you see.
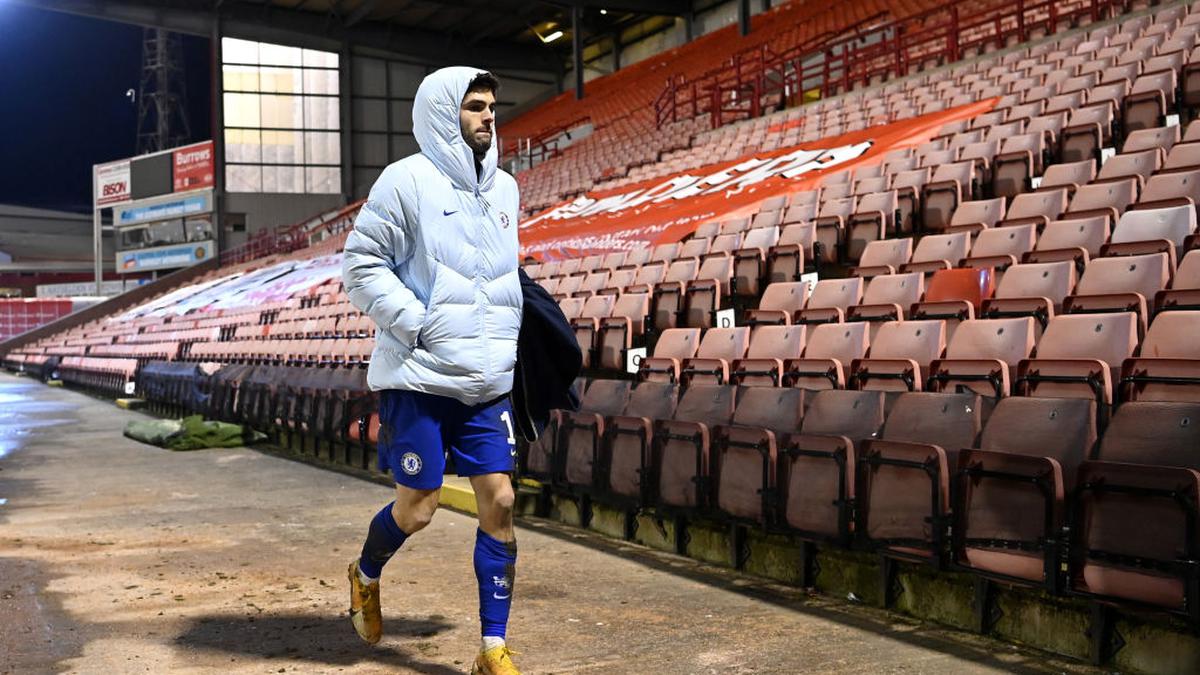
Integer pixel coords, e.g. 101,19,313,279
377,389,517,490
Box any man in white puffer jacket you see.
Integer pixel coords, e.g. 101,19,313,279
341,67,524,675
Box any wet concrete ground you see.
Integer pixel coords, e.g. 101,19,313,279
0,371,1102,674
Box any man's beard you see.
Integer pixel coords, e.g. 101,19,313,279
465,130,491,155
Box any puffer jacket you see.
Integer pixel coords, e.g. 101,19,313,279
342,66,522,406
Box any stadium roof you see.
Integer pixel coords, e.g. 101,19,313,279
24,0,691,73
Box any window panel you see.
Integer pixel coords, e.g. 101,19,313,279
305,131,341,165
263,165,304,193
303,48,338,68
259,94,304,129
226,165,261,192
223,92,260,128
258,42,302,66
224,128,261,163
222,64,260,92
260,129,303,164
303,68,338,95
222,38,259,64
306,167,341,194
303,96,340,130
259,66,301,94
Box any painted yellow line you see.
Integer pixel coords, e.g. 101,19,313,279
517,477,543,490
438,479,478,515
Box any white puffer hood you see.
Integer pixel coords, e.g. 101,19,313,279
412,66,498,193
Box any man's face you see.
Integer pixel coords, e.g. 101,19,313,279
460,89,496,155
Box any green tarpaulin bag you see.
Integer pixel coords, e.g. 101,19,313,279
123,415,266,451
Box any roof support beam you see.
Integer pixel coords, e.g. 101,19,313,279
343,0,379,27
18,0,559,73
543,0,690,16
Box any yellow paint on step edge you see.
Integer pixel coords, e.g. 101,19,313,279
438,483,479,515
115,398,144,410
47,380,63,387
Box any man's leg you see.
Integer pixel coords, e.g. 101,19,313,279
450,396,521,673
350,389,448,644
471,472,518,651
358,484,441,580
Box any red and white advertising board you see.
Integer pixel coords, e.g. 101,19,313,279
94,160,131,207
172,140,214,192
519,98,999,259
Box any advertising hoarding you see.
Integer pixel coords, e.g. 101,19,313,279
114,190,213,227
173,141,214,192
116,240,214,273
95,160,132,207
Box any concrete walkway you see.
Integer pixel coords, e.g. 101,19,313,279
0,372,1099,674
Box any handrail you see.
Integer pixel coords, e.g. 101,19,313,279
498,115,591,168
218,199,367,267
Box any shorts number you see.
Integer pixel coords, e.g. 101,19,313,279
499,410,516,445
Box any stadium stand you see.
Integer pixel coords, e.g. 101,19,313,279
8,1,1200,665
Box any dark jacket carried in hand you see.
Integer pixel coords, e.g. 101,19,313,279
509,268,582,442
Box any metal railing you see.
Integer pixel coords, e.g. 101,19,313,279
654,0,1131,129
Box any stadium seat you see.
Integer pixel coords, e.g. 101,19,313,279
1066,178,1138,227
796,277,864,324
926,317,1037,397
732,226,781,298
901,232,972,274
779,389,886,544
713,387,806,524
1106,204,1197,266
1016,312,1138,408
923,161,977,232
982,260,1076,333
1118,311,1200,403
766,223,815,284
680,327,750,386
639,327,701,383
963,223,1036,273
744,282,808,326
1070,401,1200,620
847,191,898,261
682,253,735,328
1038,160,1096,198
954,396,1096,589
846,273,922,337
948,198,1007,235
1005,188,1070,229
652,384,737,511
853,238,914,278
731,324,806,387
814,197,856,263
603,382,679,507
571,295,616,368
851,319,946,392
596,293,651,370
1065,252,1171,336
858,391,985,564
785,321,870,390
561,379,632,491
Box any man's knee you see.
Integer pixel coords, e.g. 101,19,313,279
392,488,439,533
484,485,515,518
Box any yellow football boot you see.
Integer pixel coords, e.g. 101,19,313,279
347,559,382,644
471,645,521,675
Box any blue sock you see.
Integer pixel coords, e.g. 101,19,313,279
474,529,517,639
358,502,409,579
